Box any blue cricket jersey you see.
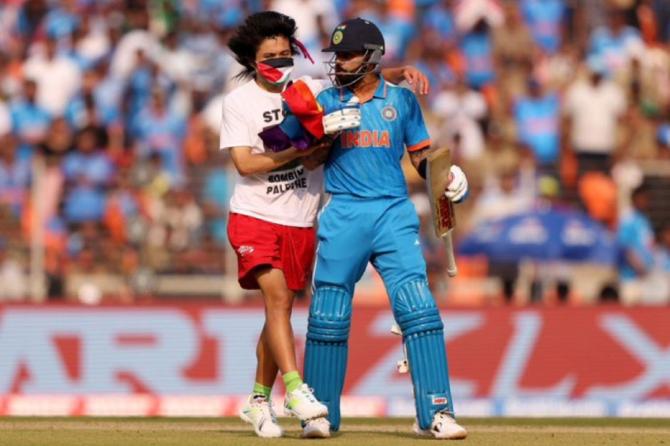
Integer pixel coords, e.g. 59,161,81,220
617,210,655,281
514,93,560,165
316,76,430,198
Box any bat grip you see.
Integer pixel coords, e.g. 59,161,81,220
443,232,458,277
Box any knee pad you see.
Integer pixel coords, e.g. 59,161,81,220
304,286,351,431
392,280,454,430
306,286,351,343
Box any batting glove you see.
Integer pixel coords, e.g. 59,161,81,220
445,165,468,203
322,97,361,135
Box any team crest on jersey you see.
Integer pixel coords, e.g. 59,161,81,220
381,105,397,121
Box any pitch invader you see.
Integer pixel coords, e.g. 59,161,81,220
302,18,469,440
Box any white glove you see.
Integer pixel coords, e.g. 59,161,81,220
444,165,468,202
322,97,361,135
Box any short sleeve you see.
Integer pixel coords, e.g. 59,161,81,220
402,90,431,152
316,88,337,115
219,96,254,150
312,79,331,96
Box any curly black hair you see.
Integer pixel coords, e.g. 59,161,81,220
228,11,298,80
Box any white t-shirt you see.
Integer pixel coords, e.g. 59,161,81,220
0,100,10,137
219,77,326,228
110,30,161,79
23,55,82,116
564,79,626,153
433,89,487,160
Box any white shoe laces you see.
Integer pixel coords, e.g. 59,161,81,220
297,384,318,403
251,397,277,423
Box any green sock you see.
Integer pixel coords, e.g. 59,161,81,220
282,371,303,393
252,382,272,398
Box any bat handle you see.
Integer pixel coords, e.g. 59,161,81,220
443,232,458,277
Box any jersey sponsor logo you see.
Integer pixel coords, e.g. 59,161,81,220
381,105,397,122
431,395,449,406
340,130,390,149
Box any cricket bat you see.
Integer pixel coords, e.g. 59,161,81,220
426,147,458,277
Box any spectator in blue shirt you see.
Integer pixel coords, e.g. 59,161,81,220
65,70,120,130
63,177,107,224
15,0,48,42
460,20,495,88
0,134,31,217
521,0,565,54
202,162,231,246
617,184,655,282
514,78,561,172
657,223,670,275
657,121,670,157
589,8,644,77
93,61,124,127
126,50,164,130
10,79,51,161
135,88,187,185
63,125,114,187
424,0,457,42
415,30,455,101
44,1,80,40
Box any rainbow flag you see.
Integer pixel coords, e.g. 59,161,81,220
281,79,324,139
258,79,325,152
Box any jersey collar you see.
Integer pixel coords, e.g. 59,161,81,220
339,75,388,104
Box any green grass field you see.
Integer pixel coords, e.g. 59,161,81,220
1,417,668,446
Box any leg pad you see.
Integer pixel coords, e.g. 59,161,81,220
393,280,455,430
304,286,351,431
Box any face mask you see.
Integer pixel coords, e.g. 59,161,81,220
256,57,294,86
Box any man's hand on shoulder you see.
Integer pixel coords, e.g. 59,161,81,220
401,65,430,96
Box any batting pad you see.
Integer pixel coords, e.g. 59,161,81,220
304,286,352,431
393,280,455,430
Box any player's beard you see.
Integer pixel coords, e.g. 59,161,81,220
334,63,367,88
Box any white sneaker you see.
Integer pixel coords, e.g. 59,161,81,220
284,383,329,421
413,412,467,440
240,395,283,438
302,416,331,438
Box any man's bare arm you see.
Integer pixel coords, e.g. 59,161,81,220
409,146,432,171
302,138,334,170
229,146,305,176
381,66,430,95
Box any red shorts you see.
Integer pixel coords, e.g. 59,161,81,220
227,213,316,291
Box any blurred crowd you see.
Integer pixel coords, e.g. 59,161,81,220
0,0,669,304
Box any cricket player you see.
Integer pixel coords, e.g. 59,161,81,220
220,11,431,438
301,18,469,439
